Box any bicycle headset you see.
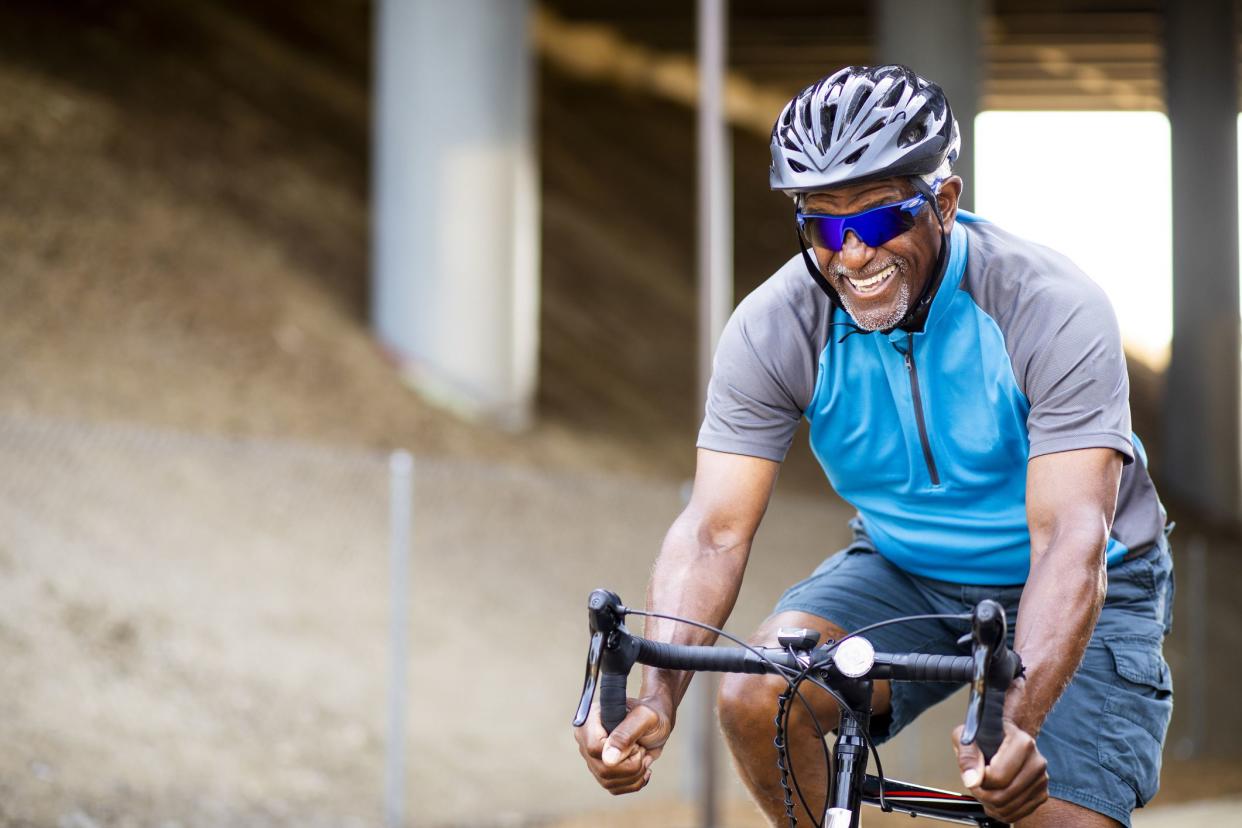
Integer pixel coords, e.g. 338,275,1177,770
769,64,961,335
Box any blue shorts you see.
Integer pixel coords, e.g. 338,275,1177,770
774,519,1174,827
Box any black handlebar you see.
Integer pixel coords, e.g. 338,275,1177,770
572,590,1023,764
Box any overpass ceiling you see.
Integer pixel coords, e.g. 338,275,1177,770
541,1,1193,112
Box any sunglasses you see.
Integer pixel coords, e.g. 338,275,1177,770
796,189,934,252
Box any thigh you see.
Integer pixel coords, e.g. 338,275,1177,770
1036,548,1174,826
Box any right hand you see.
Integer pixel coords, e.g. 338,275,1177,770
574,695,674,795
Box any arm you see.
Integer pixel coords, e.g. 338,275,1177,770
574,448,780,794
1010,446,1121,734
954,446,1122,822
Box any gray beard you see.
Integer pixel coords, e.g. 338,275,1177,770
835,277,911,331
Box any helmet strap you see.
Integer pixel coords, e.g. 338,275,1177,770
892,177,949,333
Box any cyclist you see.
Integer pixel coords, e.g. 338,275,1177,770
573,64,1173,827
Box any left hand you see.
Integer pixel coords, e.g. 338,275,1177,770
951,720,1049,823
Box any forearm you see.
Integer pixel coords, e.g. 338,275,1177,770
1007,531,1107,736
638,509,751,715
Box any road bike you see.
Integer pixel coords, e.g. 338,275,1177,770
573,589,1023,827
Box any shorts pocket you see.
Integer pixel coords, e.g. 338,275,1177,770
1096,635,1173,807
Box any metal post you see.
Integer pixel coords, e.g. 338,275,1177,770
373,0,539,429
696,1,731,826
876,0,982,211
1164,0,1241,520
386,450,414,827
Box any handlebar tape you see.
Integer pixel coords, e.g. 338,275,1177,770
600,671,629,733
636,639,772,674
978,648,1022,764
886,652,976,682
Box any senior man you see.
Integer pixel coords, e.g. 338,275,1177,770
574,64,1172,827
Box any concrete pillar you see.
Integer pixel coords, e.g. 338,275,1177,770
1164,0,1241,521
875,0,983,210
373,0,539,430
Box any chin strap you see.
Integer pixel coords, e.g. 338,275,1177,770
796,176,951,337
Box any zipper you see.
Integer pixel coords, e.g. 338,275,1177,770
903,333,941,486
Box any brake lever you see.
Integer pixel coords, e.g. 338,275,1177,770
572,589,628,727
960,599,1005,748
573,630,605,727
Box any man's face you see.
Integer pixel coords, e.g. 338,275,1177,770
802,176,961,331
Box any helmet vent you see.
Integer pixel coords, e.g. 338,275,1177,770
899,121,927,147
787,159,808,173
843,146,866,165
880,82,903,108
859,118,885,139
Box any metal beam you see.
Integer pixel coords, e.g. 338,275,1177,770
1164,0,1241,521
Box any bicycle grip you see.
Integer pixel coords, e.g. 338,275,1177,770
976,683,1006,764
600,671,629,734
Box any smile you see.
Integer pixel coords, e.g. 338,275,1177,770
844,263,898,295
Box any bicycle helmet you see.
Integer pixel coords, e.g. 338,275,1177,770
770,64,959,194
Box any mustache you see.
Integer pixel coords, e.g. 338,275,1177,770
828,258,907,280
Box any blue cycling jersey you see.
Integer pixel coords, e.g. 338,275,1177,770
698,213,1166,585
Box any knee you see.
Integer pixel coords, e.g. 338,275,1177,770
716,672,782,740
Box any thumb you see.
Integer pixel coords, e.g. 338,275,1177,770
601,706,654,766
956,739,984,790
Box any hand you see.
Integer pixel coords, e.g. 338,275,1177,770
951,720,1049,823
574,695,673,795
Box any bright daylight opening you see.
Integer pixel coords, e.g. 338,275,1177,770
974,111,1173,370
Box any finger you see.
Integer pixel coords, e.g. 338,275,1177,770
603,705,660,766
597,747,648,780
974,758,1048,822
604,767,653,796
582,703,609,749
978,725,1034,790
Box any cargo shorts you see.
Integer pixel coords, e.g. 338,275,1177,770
774,518,1174,827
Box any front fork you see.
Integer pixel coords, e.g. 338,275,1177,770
826,677,873,828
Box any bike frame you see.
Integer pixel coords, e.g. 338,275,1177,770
823,674,1005,828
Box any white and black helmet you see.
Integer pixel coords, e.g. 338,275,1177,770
770,64,959,195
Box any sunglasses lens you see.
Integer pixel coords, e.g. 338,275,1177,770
799,199,921,251
800,216,844,250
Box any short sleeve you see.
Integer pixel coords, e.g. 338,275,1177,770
696,299,813,463
1020,281,1134,463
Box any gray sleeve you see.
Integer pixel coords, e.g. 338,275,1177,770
696,275,822,462
1015,280,1135,463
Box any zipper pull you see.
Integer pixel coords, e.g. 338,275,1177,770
904,353,912,370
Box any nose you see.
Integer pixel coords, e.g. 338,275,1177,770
836,229,876,271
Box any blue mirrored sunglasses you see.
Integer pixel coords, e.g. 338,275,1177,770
796,191,932,252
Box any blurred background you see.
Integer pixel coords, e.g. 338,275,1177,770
1,0,1240,826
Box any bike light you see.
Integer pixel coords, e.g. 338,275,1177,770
833,636,876,678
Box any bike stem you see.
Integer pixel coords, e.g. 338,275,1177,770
828,676,873,828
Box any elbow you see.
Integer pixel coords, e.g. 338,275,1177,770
672,508,753,560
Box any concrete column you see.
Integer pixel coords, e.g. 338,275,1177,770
875,0,983,210
373,0,539,430
1164,0,1241,521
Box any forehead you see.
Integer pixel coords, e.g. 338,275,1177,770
802,178,913,213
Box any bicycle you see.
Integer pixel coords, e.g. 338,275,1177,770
572,588,1024,828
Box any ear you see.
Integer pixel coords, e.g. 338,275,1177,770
936,176,963,232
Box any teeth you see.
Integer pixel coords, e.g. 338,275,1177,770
847,263,897,292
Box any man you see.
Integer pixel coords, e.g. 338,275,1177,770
574,64,1172,827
